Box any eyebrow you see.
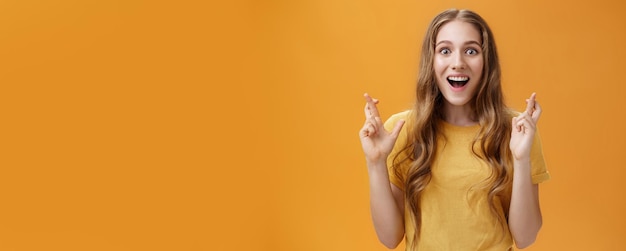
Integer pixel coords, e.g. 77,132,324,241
435,40,481,47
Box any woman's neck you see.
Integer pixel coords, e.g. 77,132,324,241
441,102,477,126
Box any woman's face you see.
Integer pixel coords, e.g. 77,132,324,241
433,20,484,108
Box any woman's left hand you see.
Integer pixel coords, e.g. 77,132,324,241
509,93,542,161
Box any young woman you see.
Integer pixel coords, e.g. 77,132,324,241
359,9,550,250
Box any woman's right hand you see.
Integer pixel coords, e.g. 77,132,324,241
359,93,405,166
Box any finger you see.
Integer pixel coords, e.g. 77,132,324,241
513,115,531,132
512,116,521,132
515,116,536,133
520,110,534,122
525,92,536,116
516,118,526,134
363,102,377,118
363,93,381,118
390,119,405,138
364,93,380,117
522,96,541,124
359,127,368,138
374,116,384,128
367,123,376,136
531,101,542,123
359,124,370,138
360,122,376,138
366,117,378,133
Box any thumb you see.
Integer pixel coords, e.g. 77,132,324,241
390,120,405,138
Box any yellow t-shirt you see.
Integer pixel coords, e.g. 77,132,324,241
384,111,550,251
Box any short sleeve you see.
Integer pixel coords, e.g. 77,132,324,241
384,111,411,191
530,130,551,184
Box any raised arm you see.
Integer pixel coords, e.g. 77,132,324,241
508,93,543,249
359,93,406,248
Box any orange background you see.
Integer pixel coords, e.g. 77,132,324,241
1,0,625,250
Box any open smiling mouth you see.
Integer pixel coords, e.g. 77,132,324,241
447,76,469,88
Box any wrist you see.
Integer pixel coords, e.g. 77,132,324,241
513,156,531,164
513,158,531,172
365,155,387,167
366,160,388,174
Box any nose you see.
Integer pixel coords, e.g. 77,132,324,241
451,53,466,70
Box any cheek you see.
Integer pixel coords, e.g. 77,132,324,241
433,57,446,74
471,58,484,77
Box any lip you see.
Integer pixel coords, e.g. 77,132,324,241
449,83,468,92
446,74,470,92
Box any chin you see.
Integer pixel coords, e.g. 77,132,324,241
442,95,472,107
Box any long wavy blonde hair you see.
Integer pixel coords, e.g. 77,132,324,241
391,9,514,248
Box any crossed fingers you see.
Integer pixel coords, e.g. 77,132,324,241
361,93,382,138
514,93,542,133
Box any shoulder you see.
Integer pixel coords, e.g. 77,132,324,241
384,110,412,142
383,110,412,132
385,110,412,126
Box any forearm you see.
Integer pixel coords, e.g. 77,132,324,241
368,161,405,249
508,159,542,249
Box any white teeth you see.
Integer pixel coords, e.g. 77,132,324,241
447,76,469,81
